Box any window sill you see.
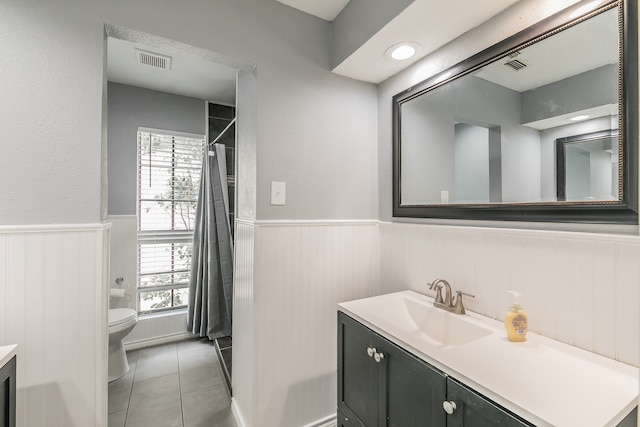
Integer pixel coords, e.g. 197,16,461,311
138,308,188,320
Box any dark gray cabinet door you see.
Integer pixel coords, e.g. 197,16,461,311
445,378,533,427
337,409,359,427
338,312,381,427
382,338,447,427
338,312,447,427
338,312,535,427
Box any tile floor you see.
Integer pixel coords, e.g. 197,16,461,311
214,337,232,392
108,338,236,427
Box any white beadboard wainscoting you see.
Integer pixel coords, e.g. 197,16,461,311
124,312,192,350
234,220,380,427
108,216,193,348
231,220,255,427
0,223,109,427
107,216,136,312
380,222,640,367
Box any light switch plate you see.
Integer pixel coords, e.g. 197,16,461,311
271,181,286,205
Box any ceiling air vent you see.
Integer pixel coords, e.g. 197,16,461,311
503,58,528,71
135,48,172,70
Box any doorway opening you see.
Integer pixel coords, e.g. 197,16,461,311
103,25,255,402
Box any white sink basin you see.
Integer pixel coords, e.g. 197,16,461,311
342,291,494,349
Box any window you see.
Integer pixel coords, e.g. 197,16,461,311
137,128,205,314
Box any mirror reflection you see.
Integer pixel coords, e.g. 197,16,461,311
399,5,619,206
556,130,618,201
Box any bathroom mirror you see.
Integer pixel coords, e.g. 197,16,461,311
392,0,638,223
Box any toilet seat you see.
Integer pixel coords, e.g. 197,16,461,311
109,308,137,327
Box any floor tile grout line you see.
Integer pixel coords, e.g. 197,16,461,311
123,352,136,427
177,343,186,427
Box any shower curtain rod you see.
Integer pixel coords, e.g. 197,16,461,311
209,117,236,145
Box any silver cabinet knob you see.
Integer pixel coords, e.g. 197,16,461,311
367,347,376,357
443,400,457,415
374,352,385,363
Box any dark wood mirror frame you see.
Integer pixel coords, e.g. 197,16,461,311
392,0,638,224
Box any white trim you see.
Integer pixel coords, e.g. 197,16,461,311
236,218,638,242
389,217,639,237
235,217,255,225
136,308,188,321
302,414,337,427
107,215,137,219
0,222,110,234
123,331,194,351
381,220,640,244
239,218,379,227
231,398,248,427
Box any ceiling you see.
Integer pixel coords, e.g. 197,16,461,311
326,0,519,83
105,0,527,103
475,6,617,93
107,37,238,104
274,0,349,20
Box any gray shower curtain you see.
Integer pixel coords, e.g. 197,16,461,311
187,143,233,340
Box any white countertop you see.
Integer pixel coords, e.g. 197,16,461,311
339,291,638,427
0,344,18,368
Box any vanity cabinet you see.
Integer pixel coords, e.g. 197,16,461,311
338,312,532,427
338,311,447,427
337,409,357,427
0,355,16,427
446,378,531,427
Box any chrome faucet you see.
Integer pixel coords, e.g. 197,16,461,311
428,279,474,315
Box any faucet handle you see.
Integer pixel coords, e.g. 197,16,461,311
428,281,444,304
454,291,475,315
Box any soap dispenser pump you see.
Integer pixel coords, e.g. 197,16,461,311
505,290,528,342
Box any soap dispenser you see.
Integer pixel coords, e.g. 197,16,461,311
505,290,528,342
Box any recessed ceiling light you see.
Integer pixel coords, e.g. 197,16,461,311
570,114,590,121
385,42,422,61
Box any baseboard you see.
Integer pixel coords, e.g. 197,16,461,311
302,414,337,427
231,398,247,427
124,331,194,351
228,401,336,427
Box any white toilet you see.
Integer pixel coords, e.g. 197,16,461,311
108,308,138,382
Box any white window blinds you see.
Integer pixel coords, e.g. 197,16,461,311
136,128,205,313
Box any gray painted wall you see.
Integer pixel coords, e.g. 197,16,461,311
0,0,377,226
399,74,542,205
566,148,591,199
401,97,454,204
455,124,489,203
107,82,206,215
331,0,413,69
521,64,617,124
236,70,258,221
1,3,378,427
